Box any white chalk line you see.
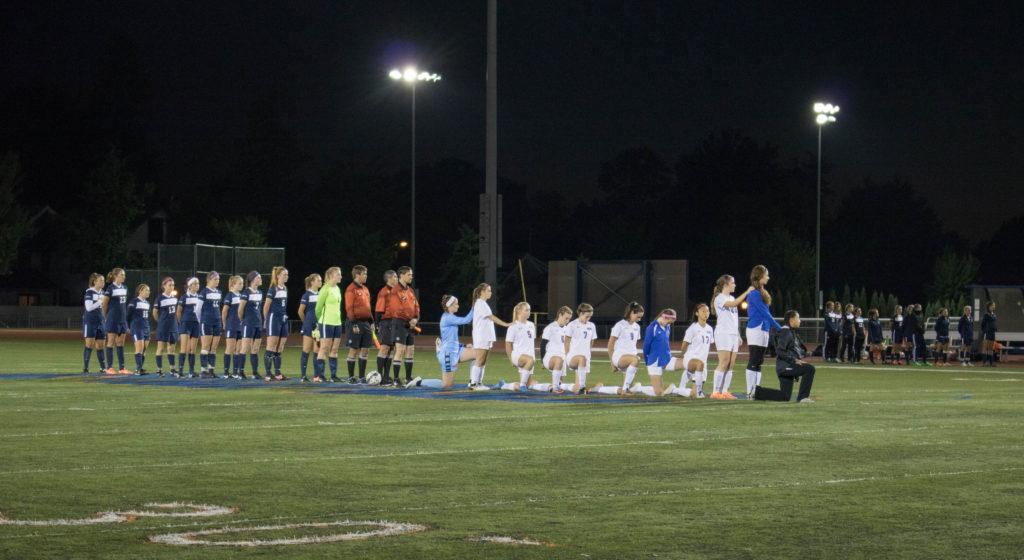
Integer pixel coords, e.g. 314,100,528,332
0,503,234,527
149,519,427,547
471,535,550,546
816,364,1024,375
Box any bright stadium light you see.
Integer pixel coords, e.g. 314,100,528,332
813,100,840,343
388,69,402,80
398,240,409,249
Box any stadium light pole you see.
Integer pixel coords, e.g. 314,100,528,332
389,67,441,273
814,102,839,342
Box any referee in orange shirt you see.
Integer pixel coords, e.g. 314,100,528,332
345,265,374,383
374,270,398,384
385,266,420,386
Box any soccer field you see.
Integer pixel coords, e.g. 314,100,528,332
1,339,1022,559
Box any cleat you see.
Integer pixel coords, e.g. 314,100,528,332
329,376,341,383
358,377,367,384
721,392,738,400
799,397,815,404
313,376,324,383
274,374,285,381
471,383,492,391
301,376,310,383
628,382,642,394
710,392,730,399
663,383,678,396
263,375,273,382
105,368,117,375
519,383,529,393
170,372,181,378
82,369,90,374
347,377,357,384
118,368,131,375
405,376,422,389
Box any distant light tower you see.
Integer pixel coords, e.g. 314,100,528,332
814,101,839,338
388,67,441,273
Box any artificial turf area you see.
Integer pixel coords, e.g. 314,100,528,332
1,338,1022,559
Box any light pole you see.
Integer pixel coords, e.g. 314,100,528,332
813,101,839,342
388,67,441,273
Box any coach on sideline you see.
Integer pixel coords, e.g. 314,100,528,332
753,310,815,403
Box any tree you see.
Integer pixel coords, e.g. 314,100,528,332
212,216,269,247
976,214,1024,284
0,152,29,274
437,225,482,301
928,246,979,302
66,149,144,269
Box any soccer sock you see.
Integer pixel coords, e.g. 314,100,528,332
83,347,92,370
576,367,588,388
300,351,309,376
421,378,444,389
724,370,734,394
745,369,756,393
135,353,144,371
622,365,637,390
178,352,186,371
250,353,259,374
188,353,196,374
105,347,113,369
518,368,531,386
639,386,658,396
116,346,125,369
264,351,273,374
235,353,244,374
222,353,230,375
752,370,760,386
315,359,325,377
470,365,481,384
594,386,620,394
404,359,414,381
97,348,107,369
274,352,282,373
156,354,163,369
329,357,338,377
392,362,401,380
200,350,209,370
551,369,561,387
500,381,518,391
531,383,552,391
208,352,217,371
347,358,356,377
376,356,385,376
167,353,175,369
358,357,368,379
479,365,487,384
714,370,725,393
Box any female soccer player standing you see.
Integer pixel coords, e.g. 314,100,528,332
127,284,151,374
958,305,974,366
839,303,855,363
604,302,645,394
745,265,782,394
981,301,998,367
469,283,510,389
177,277,202,378
198,272,223,378
822,301,837,363
540,306,574,393
563,303,598,394
711,275,753,397
238,271,265,380
297,273,321,382
854,307,867,363
221,275,244,378
153,277,178,376
82,273,107,373
406,294,474,389
101,267,130,374
866,309,884,364
891,305,906,365
933,307,950,365
315,267,344,382
496,302,539,392
263,266,289,380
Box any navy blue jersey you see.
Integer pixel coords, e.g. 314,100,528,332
199,287,223,324
83,288,103,323
127,297,151,329
240,288,263,327
224,291,242,330
841,313,855,336
155,293,179,328
867,318,883,343
934,316,950,338
104,283,129,322
958,314,974,342
855,316,865,337
266,285,288,318
892,314,904,337
300,290,318,330
981,312,997,339
178,291,202,324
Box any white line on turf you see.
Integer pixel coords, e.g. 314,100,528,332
0,503,234,526
149,520,427,547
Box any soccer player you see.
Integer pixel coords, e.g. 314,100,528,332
958,305,974,366
563,303,597,394
638,309,693,397
468,282,510,389
594,302,644,395
176,277,202,378
932,307,950,365
374,270,398,385
854,307,867,363
315,266,345,382
385,266,420,386
540,306,574,393
711,275,753,397
263,266,289,380
221,275,244,378
866,309,884,364
198,271,223,377
82,273,107,373
127,284,151,374
905,304,926,366
981,301,997,367
891,305,906,365
822,301,838,363
101,267,130,374
680,303,715,398
238,271,265,380
297,273,322,382
839,303,855,363
406,294,474,389
752,310,816,403
745,265,782,391
495,302,538,392
153,277,179,376
345,265,374,383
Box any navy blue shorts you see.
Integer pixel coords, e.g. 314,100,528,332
179,321,201,338
201,322,223,337
224,327,242,340
936,336,950,344
104,319,128,335
301,320,317,337
320,323,343,339
83,322,104,339
265,313,289,338
156,322,178,343
132,326,151,342
242,325,263,340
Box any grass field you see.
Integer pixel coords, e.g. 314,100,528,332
1,338,1022,559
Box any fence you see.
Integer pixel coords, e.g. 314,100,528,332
125,243,285,291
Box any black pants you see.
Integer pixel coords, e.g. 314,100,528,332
854,335,865,362
840,334,854,362
748,345,766,372
826,331,840,360
754,363,815,402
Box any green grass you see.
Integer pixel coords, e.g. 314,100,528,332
1,338,1022,559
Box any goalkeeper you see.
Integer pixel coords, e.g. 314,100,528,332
314,266,345,383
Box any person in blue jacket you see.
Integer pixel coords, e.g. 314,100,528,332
405,294,474,389
744,265,782,398
932,307,950,365
980,301,998,367
957,305,974,366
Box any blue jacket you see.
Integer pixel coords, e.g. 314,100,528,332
958,314,974,342
746,289,782,332
643,321,672,367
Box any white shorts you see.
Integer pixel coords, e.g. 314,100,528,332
746,327,769,348
715,332,740,353
646,358,679,376
567,353,592,367
611,350,638,368
543,353,565,370
511,351,535,365
472,337,494,350
682,353,707,369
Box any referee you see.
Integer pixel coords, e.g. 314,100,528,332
753,310,816,403
345,265,374,383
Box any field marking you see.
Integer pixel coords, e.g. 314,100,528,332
149,520,427,547
950,378,1021,382
2,422,1014,477
816,364,1024,375
0,503,233,527
471,535,551,546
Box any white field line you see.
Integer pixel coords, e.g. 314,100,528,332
149,520,427,547
3,423,1015,477
815,364,1024,375
2,465,1021,542
0,503,234,527
471,535,549,546
950,378,1021,382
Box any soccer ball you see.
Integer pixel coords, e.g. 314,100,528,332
366,371,382,386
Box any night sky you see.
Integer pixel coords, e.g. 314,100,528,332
2,1,1022,238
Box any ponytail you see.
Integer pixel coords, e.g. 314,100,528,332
749,265,772,306
472,283,490,302
270,266,286,287
710,275,732,315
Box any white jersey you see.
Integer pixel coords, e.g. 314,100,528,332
506,321,536,359
542,322,566,358
683,322,715,364
714,294,739,336
610,320,641,356
564,318,597,359
471,299,497,345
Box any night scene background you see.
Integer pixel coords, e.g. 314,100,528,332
1,1,1022,319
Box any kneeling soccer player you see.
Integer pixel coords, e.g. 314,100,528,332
406,294,474,389
636,309,692,397
753,310,815,403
